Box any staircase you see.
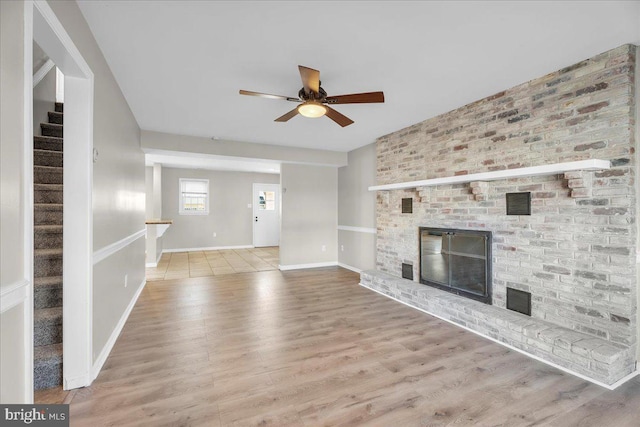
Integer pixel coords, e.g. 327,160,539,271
33,102,64,390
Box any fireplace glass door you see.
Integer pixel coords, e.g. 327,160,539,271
420,228,491,304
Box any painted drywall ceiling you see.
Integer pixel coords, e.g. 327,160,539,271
77,1,640,153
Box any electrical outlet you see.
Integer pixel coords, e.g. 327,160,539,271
247,204,252,208
322,245,326,252
213,232,217,237
341,245,344,252
124,274,128,288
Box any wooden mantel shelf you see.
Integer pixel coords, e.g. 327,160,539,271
368,159,610,192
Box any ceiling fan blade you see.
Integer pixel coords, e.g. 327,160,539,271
239,90,299,102
324,106,354,127
325,91,385,104
298,65,320,95
274,108,299,122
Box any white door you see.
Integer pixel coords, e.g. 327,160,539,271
253,183,280,247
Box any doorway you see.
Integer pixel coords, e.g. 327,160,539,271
253,183,280,247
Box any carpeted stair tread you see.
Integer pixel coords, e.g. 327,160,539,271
48,111,63,125
41,123,63,138
34,275,62,309
34,276,63,288
35,183,63,191
34,136,63,152
34,306,62,323
34,184,63,204
34,204,63,225
35,248,63,258
34,165,63,185
55,102,63,113
34,343,63,364
34,149,63,167
34,224,63,250
34,307,62,347
34,343,62,390
35,224,63,232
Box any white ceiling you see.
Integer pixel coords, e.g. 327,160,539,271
78,1,640,154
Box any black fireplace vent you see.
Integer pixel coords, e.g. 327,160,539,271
402,198,413,213
506,192,531,215
402,263,413,280
506,287,531,316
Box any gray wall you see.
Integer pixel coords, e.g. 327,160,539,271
1,0,28,403
338,143,377,272
46,0,146,365
161,167,279,250
32,64,56,137
280,164,338,267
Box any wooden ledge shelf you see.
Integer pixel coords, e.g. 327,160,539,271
368,159,611,191
145,219,173,238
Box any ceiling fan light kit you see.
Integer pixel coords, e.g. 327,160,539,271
298,101,327,118
239,65,384,127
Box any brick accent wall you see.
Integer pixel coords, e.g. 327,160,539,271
375,44,637,348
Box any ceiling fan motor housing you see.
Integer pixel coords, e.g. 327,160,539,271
299,86,327,102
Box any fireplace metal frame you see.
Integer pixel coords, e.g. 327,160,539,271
419,227,492,304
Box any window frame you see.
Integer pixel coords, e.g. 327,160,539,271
178,178,210,215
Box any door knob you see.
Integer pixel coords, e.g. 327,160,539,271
255,216,258,222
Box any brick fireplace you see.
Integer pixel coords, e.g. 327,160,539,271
361,44,639,387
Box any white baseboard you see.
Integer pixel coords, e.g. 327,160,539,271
64,373,91,390
337,262,362,273
145,251,163,268
279,262,337,271
91,278,146,381
163,245,254,253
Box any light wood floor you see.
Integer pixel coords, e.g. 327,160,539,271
146,247,279,281
37,268,640,426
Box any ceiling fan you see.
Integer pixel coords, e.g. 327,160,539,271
239,65,384,127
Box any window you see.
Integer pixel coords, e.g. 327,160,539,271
258,191,275,210
179,178,209,215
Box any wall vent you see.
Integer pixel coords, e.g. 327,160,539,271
402,198,413,214
402,263,413,280
506,192,531,215
506,287,531,316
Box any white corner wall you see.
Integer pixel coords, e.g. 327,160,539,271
280,164,338,269
0,0,32,403
45,0,146,379
337,143,377,273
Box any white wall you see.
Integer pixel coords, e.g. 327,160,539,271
280,164,338,268
161,167,279,250
32,63,56,136
337,143,377,272
45,1,146,368
0,0,30,403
